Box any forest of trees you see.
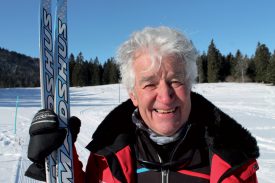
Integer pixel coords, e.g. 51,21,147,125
1,40,275,88
0,47,40,87
197,41,275,85
68,52,120,87
0,47,120,88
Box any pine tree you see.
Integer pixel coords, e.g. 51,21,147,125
72,52,86,86
82,61,91,86
233,50,248,82
72,62,81,86
219,54,231,82
222,53,234,81
267,51,275,85
254,43,271,82
197,52,208,83
102,58,119,84
69,53,76,86
90,57,102,85
246,58,256,82
207,40,222,82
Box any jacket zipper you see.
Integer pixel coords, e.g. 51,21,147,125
162,169,169,183
160,124,192,183
157,154,169,183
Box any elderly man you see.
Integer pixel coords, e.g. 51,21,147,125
26,26,259,183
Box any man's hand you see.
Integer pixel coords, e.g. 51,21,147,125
25,109,66,181
25,109,81,181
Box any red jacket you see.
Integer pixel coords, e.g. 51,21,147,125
74,92,259,183
83,147,258,183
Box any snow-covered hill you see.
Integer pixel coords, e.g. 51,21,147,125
0,83,274,182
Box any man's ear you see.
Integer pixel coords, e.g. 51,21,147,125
129,91,138,107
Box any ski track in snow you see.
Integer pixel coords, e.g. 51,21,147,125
0,83,274,182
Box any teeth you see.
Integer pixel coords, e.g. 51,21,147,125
155,108,176,114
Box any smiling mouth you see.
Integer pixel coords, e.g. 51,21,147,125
154,107,177,114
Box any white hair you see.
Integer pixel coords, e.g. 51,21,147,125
116,26,198,92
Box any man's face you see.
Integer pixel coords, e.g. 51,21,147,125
129,53,191,136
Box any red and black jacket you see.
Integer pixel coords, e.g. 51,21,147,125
80,92,259,183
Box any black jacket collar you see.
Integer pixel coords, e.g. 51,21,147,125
86,92,259,166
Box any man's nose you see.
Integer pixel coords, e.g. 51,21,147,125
157,82,174,104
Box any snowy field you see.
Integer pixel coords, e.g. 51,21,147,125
0,83,274,183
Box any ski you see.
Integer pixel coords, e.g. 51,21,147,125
39,0,57,182
54,0,74,182
40,0,74,182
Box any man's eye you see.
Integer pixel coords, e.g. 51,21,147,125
143,84,156,89
171,81,183,88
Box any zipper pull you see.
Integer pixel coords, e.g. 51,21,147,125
162,169,169,183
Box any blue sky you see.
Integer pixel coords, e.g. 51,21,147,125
0,0,274,63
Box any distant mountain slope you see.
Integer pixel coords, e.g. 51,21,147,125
0,47,39,87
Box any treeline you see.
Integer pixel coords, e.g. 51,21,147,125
1,40,275,88
68,52,120,86
0,47,120,88
197,40,275,84
0,47,40,87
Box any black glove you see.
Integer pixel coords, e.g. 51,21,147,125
25,109,81,181
27,109,67,163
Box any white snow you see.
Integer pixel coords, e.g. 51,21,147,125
0,83,274,182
